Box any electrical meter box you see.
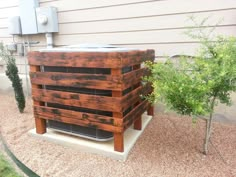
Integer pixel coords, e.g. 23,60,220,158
8,16,22,35
36,7,58,33
19,0,39,34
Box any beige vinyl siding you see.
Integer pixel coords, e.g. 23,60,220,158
0,0,236,64
45,0,236,57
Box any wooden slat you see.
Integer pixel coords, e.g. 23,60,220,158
28,51,150,68
120,49,155,67
34,106,123,132
123,100,150,130
30,66,46,134
30,71,123,91
121,84,152,112
32,88,122,112
111,67,124,152
122,68,149,90
28,51,122,68
132,64,142,130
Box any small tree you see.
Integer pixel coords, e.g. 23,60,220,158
144,22,236,154
0,43,25,113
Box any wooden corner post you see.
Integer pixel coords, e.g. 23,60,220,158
30,65,46,134
133,64,142,130
111,68,124,152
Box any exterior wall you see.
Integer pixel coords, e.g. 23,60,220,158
0,0,236,122
1,0,236,59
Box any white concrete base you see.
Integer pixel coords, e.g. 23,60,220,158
29,113,152,161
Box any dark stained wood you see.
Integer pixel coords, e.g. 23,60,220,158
28,49,154,152
123,100,150,130
28,51,122,68
35,117,46,134
114,132,124,152
34,106,123,132
134,117,142,130
30,66,46,134
120,49,155,67
28,50,154,68
32,88,122,112
122,68,149,90
132,64,142,130
121,84,152,112
111,68,124,152
30,72,122,91
147,106,154,116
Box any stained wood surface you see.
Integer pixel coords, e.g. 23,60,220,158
121,84,151,112
30,69,150,91
122,68,149,90
29,50,153,146
32,88,121,112
123,100,150,130
30,66,47,134
34,105,123,132
28,51,154,68
121,49,155,66
30,71,122,91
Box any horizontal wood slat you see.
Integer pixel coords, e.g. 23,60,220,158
28,50,153,68
122,68,149,89
34,106,123,132
30,69,150,91
30,71,122,90
121,49,155,67
123,100,150,130
28,51,121,68
32,88,122,112
121,84,152,112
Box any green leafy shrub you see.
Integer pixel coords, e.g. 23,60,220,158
0,43,25,113
144,21,236,154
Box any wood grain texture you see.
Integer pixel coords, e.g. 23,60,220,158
147,105,154,116
132,64,142,130
122,68,149,90
32,88,122,112
34,105,123,132
30,71,123,91
121,84,152,112
114,132,124,152
30,66,46,134
28,51,153,68
123,100,150,130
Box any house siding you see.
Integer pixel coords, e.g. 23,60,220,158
0,0,236,58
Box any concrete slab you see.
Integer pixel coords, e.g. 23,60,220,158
29,114,152,161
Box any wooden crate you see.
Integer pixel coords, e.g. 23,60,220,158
28,50,155,152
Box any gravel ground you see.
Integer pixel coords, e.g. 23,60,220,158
0,93,236,177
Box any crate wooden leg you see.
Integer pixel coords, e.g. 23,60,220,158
35,117,46,134
114,132,124,152
147,105,154,116
134,116,142,130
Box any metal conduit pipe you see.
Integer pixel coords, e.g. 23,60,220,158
46,33,53,48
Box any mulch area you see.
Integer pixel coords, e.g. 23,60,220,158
0,93,235,177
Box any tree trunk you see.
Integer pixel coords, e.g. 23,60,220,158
203,98,216,155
